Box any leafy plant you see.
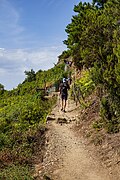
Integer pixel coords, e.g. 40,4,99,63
76,70,95,98
0,165,33,180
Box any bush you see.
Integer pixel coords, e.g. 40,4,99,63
100,96,120,133
0,165,33,180
75,70,95,98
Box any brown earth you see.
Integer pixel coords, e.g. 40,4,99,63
33,94,120,180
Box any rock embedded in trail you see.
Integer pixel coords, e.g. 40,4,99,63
57,117,68,124
47,115,56,121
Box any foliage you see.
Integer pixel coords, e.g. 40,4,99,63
0,83,4,90
0,62,65,177
58,50,72,60
92,120,103,131
36,63,67,87
70,69,95,108
0,83,4,95
75,70,95,98
24,69,36,82
64,0,120,132
100,96,120,133
0,165,33,180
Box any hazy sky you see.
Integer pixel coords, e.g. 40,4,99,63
0,0,92,90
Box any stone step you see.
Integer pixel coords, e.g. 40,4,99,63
57,117,68,124
46,115,56,121
47,114,77,124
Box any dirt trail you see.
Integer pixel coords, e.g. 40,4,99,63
36,97,114,180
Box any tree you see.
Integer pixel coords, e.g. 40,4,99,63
64,2,94,69
0,83,4,90
24,69,36,82
0,83,4,95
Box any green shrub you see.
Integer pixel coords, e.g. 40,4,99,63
92,120,103,131
75,70,95,98
100,96,120,133
0,165,33,180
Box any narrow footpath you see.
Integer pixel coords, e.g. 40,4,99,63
35,96,114,180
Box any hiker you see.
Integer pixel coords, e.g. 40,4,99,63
59,78,70,112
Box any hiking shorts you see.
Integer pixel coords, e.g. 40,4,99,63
61,94,68,100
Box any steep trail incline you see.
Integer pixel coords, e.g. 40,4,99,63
35,96,114,180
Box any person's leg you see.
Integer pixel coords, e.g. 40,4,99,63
63,94,68,112
63,99,67,112
61,98,64,111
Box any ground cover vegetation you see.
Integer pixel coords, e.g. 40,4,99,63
61,0,120,133
0,63,66,179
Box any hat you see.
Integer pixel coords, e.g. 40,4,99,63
63,78,66,83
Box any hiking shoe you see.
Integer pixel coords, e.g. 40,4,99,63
61,108,63,111
63,110,66,113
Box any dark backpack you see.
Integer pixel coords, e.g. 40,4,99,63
61,82,68,94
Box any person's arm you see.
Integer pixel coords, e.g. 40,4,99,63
59,83,62,94
67,83,70,90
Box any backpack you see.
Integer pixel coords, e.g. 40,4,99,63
61,82,68,94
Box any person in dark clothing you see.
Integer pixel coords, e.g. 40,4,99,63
59,78,70,112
